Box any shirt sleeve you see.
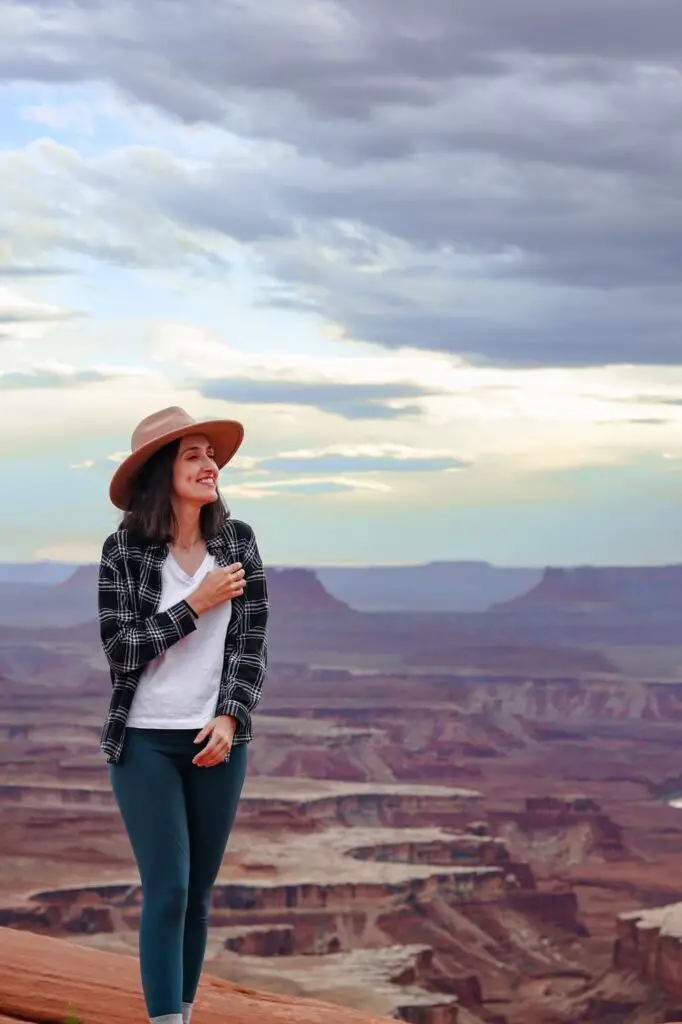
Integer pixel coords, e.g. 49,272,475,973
98,538,197,674
216,525,269,730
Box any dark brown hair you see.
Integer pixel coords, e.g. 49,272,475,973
121,439,229,545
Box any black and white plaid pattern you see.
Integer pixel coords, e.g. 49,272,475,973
98,517,268,763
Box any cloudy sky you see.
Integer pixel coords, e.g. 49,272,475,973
1,0,682,566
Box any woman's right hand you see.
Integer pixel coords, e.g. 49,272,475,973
187,563,245,616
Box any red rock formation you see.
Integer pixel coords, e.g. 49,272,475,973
403,643,616,674
504,890,584,934
60,565,98,590
525,795,602,814
498,566,616,609
496,564,682,612
0,926,399,1024
488,801,626,879
267,568,355,617
614,903,682,998
10,640,682,1021
55,566,356,622
559,903,682,1022
225,924,296,956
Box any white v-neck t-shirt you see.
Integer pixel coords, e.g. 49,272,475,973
127,550,232,729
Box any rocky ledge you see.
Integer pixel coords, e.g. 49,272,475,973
615,901,682,1000
549,902,682,1023
211,945,460,1023
0,926,397,1024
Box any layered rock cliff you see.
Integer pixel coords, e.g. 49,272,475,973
0,773,588,1023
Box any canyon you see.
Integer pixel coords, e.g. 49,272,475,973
4,564,682,1022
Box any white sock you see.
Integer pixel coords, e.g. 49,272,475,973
150,1015,183,1023
182,1002,193,1024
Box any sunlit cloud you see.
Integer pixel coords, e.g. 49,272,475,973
2,0,682,562
223,475,393,499
258,443,471,474
0,286,80,343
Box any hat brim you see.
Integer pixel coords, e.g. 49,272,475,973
109,419,244,511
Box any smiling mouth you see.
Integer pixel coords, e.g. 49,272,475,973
198,477,216,486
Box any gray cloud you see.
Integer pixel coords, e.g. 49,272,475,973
0,370,113,389
198,378,434,420
0,306,79,325
6,1,682,118
637,398,682,407
3,1,682,366
608,395,682,407
0,264,73,278
626,418,670,425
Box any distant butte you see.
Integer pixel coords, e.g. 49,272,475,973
266,568,356,618
59,564,98,589
495,563,682,612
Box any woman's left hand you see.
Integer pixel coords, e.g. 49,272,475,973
192,714,237,767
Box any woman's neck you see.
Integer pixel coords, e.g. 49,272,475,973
171,502,203,550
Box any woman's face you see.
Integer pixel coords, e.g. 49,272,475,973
171,433,219,506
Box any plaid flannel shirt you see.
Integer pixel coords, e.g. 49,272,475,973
98,517,268,764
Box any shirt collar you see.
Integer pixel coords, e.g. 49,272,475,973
140,524,226,561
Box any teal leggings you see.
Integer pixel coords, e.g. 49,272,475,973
110,729,248,1019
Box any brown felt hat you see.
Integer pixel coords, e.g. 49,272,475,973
109,406,244,510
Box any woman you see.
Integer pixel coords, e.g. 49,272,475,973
97,406,268,1024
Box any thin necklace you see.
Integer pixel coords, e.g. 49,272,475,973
172,537,203,552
